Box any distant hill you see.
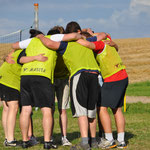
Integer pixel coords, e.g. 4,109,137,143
0,37,150,83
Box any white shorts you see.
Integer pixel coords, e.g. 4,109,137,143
70,72,99,118
54,78,70,110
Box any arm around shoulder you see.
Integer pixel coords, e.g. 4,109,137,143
62,33,82,41
36,34,60,50
20,53,48,64
12,42,20,50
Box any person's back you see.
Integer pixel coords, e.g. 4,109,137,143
0,49,23,147
62,41,100,77
47,26,72,146
0,50,22,91
36,26,101,149
78,33,128,149
12,29,58,149
21,36,57,82
96,43,125,79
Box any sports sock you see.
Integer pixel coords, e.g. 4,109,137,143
81,137,89,145
62,136,67,139
91,137,97,144
105,133,113,141
117,132,125,142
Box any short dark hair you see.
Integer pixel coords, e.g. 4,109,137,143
65,21,81,33
29,29,44,38
47,26,65,35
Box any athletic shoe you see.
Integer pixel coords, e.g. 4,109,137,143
90,141,98,148
98,138,117,149
22,141,32,148
5,139,21,147
70,143,91,150
29,136,39,146
3,139,7,146
50,138,57,149
116,140,127,149
62,137,72,146
97,137,105,144
44,141,52,149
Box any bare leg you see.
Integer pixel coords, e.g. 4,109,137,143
20,106,32,141
99,107,112,133
50,109,54,140
28,116,33,137
2,101,9,140
59,109,67,137
88,118,97,138
112,107,125,133
78,116,88,138
7,101,18,141
97,107,104,137
41,107,53,142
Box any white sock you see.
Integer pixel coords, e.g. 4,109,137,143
62,136,67,140
117,132,125,142
105,133,113,141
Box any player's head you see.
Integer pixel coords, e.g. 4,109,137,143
47,26,65,35
29,29,44,38
65,21,81,33
81,31,92,38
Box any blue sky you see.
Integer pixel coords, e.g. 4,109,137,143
0,0,150,39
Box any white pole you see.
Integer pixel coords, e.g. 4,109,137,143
34,3,39,30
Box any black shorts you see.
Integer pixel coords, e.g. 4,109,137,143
70,72,99,118
0,83,20,101
97,77,128,108
20,76,55,108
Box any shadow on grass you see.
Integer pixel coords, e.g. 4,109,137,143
35,131,80,145
35,131,134,145
113,131,134,144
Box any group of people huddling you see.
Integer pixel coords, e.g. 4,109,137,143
0,21,128,150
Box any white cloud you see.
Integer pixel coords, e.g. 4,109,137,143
130,0,150,15
71,0,150,38
1,0,150,39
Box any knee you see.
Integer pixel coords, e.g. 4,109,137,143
21,106,32,115
59,109,66,115
9,103,19,112
112,107,122,115
3,106,8,112
100,107,108,112
41,107,52,116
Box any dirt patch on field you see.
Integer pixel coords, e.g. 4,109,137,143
126,96,150,103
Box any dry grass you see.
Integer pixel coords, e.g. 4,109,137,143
114,37,150,83
0,37,150,83
0,43,12,64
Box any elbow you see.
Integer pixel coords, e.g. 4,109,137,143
101,32,107,40
19,59,24,64
97,32,107,41
47,43,59,50
74,33,81,40
12,42,19,50
11,43,16,49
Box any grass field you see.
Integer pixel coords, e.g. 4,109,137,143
0,37,150,149
0,102,150,150
126,81,150,97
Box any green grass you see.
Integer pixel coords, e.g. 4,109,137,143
0,102,150,150
126,81,150,96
